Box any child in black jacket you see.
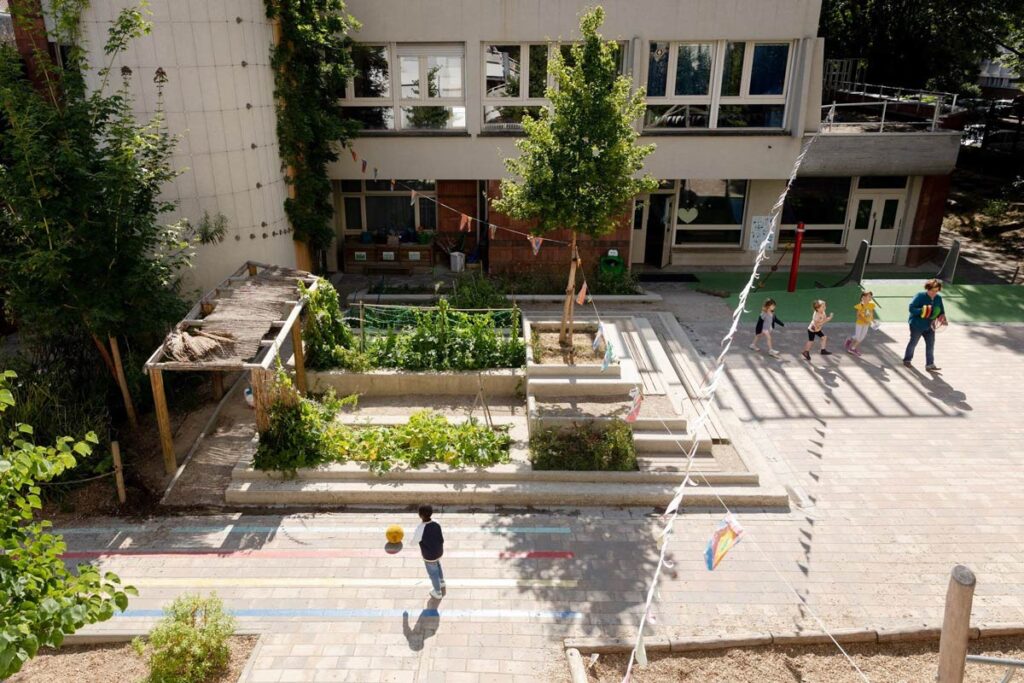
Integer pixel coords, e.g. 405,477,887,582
412,504,445,599
750,298,784,357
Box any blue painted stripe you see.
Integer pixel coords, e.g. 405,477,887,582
118,607,583,620
58,525,572,535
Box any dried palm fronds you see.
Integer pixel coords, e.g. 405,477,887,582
163,327,236,362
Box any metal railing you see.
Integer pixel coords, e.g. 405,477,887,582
821,100,952,133
966,654,1024,683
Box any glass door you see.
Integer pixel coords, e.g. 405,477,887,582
644,193,674,268
849,194,904,264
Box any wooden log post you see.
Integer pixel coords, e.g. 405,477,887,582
291,318,307,395
937,564,976,683
111,441,126,504
559,232,579,351
108,336,138,428
211,371,224,401
148,368,176,475
247,262,258,276
250,367,272,433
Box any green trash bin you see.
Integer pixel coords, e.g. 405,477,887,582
599,253,626,276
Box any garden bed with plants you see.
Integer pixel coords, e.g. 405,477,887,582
530,420,638,472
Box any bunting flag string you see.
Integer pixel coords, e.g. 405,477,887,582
390,178,396,191
601,340,615,372
625,387,643,423
575,282,588,305
373,168,379,180
361,160,368,174
409,190,417,206
350,149,358,163
705,515,744,570
529,235,544,255
459,213,471,233
489,224,497,239
592,323,604,351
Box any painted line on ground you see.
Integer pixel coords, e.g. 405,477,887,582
57,525,572,536
118,607,584,621
63,549,574,560
128,577,578,588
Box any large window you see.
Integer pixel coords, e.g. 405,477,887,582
334,180,437,237
779,177,851,245
481,41,628,131
343,44,466,131
644,40,792,130
674,179,748,245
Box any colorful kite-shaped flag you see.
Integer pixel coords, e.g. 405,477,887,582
705,515,744,570
350,148,358,162
601,340,615,372
592,323,604,351
576,282,588,305
489,224,497,239
373,167,379,180
410,190,417,206
390,178,396,191
529,235,544,255
361,159,368,174
459,214,471,232
625,387,643,423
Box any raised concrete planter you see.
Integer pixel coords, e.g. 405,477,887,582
346,288,661,305
523,318,624,378
307,367,524,397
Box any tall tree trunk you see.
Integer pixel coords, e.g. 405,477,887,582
559,232,579,352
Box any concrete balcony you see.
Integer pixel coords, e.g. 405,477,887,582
800,129,961,176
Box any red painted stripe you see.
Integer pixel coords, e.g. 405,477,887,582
62,549,573,560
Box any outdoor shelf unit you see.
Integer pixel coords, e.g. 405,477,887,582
143,261,318,474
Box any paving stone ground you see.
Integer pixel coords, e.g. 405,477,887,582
61,317,1024,682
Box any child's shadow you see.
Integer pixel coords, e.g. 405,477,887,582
402,597,441,651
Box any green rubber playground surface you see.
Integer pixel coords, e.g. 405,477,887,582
689,272,1024,324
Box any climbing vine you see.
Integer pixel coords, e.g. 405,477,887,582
265,0,360,261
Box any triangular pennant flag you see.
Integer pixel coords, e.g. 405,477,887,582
705,515,744,570
350,148,358,162
625,387,643,423
592,323,604,351
390,178,396,191
410,190,417,206
601,340,615,372
373,168,379,180
459,214,471,233
529,235,543,255
361,159,367,174
576,282,588,306
489,224,497,239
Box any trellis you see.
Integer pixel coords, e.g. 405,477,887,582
143,261,317,474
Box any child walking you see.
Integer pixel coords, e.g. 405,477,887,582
845,291,877,357
412,504,445,599
750,298,784,357
802,299,834,360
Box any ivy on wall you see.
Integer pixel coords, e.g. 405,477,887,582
264,0,360,260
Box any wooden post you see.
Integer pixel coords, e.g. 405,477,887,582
291,318,307,395
111,441,126,504
359,302,366,352
211,371,224,401
247,262,258,276
937,564,976,683
559,232,579,350
108,336,138,428
250,368,271,433
149,368,176,475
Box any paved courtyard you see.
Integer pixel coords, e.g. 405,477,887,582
59,316,1024,682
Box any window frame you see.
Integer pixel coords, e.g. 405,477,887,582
778,176,854,248
342,43,467,132
670,178,750,248
334,179,438,236
642,39,795,131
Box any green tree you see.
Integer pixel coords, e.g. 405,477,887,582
265,0,360,270
0,1,192,419
494,6,657,346
0,370,136,678
820,0,1024,93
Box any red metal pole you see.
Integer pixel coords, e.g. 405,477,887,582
787,222,805,293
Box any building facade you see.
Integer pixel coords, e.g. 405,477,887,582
46,0,961,289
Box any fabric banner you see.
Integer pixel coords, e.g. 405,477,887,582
602,340,615,372
350,149,358,162
361,160,367,174
373,168,379,180
576,282,588,305
489,224,497,239
410,190,417,206
625,387,643,423
459,214,471,232
529,236,544,255
592,323,604,351
705,515,744,570
391,179,396,191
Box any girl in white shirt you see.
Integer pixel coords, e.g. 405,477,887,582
802,299,834,360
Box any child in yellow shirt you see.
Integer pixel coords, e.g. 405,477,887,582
845,291,877,357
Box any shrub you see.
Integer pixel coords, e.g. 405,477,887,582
530,419,637,471
981,198,1010,219
254,390,510,475
301,280,357,369
594,268,642,295
447,273,508,309
133,593,235,683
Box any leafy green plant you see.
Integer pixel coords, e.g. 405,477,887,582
493,7,658,344
594,268,642,295
265,0,360,264
530,419,637,471
0,371,135,678
132,593,235,683
447,273,508,309
982,199,1010,219
301,280,358,369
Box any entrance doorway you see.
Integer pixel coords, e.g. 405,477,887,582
849,193,905,264
630,193,674,267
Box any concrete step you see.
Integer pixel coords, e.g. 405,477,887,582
529,395,687,431
632,431,713,455
526,376,637,398
526,362,622,379
531,413,688,432
225,478,790,509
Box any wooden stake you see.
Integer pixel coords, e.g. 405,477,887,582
149,368,176,475
291,318,307,395
937,564,976,683
111,441,126,504
559,231,579,351
108,336,138,428
359,302,366,352
250,367,271,433
211,371,224,400
247,262,258,276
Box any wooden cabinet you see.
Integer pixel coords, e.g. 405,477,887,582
342,240,435,274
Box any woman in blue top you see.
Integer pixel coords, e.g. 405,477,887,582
903,279,945,372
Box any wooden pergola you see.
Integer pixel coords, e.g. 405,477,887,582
143,261,318,474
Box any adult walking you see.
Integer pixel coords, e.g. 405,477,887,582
903,278,946,372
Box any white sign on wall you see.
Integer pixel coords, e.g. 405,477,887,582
749,215,776,251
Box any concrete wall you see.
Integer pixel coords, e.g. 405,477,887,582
801,132,962,177
77,0,296,293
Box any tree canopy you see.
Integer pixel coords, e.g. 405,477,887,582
820,0,1024,94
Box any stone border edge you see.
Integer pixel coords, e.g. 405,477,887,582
563,622,1024,656
346,288,662,304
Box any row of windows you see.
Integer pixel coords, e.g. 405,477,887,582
342,40,794,132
